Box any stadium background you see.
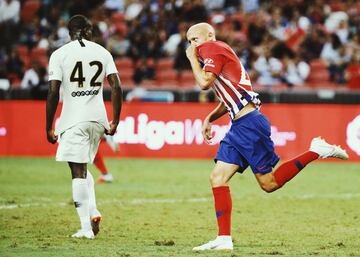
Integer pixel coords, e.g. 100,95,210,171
1,1,360,257
0,0,359,160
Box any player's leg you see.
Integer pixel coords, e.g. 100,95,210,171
193,135,249,251
254,137,348,192
210,160,238,236
86,122,108,235
193,161,238,251
69,162,94,239
86,169,102,235
56,124,95,239
94,151,114,183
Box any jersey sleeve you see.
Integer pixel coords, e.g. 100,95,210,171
48,51,62,81
105,51,118,76
198,44,225,76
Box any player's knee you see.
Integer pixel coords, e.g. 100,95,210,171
259,182,276,193
69,163,87,179
256,173,279,193
209,172,227,187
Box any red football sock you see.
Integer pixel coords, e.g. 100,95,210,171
93,152,108,175
273,151,319,187
212,186,232,236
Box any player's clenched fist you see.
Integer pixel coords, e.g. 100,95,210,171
202,119,213,144
46,129,58,144
106,121,118,136
185,45,197,61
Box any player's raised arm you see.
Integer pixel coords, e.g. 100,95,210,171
186,45,216,90
186,23,219,90
106,73,122,136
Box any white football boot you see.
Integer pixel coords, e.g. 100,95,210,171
193,236,233,251
71,229,95,239
96,173,114,183
104,134,119,152
310,137,348,160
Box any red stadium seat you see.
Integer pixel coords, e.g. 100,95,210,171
156,58,174,70
115,58,133,71
118,69,133,80
179,70,196,88
156,69,179,87
16,45,29,57
21,0,41,23
309,59,327,70
37,56,48,67
20,55,31,69
307,59,330,87
30,47,47,59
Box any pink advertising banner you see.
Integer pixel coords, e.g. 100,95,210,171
0,101,360,161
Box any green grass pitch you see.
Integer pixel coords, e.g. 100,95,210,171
0,157,359,257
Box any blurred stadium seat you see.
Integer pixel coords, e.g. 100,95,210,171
115,58,133,70
307,59,331,88
179,70,196,88
156,69,178,87
20,0,41,23
156,58,174,71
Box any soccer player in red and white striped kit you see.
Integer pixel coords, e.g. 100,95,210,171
186,22,348,251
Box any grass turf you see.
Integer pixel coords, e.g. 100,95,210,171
0,157,359,257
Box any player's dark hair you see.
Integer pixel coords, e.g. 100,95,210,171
67,15,92,43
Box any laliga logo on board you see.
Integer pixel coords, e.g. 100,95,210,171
114,113,230,150
113,114,297,150
346,115,360,155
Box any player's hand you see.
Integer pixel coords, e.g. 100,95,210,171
46,129,58,144
105,121,118,136
186,44,197,61
202,119,213,144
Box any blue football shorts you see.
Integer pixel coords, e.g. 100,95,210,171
215,110,280,174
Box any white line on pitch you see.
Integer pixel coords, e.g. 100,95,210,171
1,194,360,210
0,197,211,210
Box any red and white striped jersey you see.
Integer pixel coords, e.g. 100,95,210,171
197,40,260,119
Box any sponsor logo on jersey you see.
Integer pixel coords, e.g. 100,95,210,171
203,58,215,68
71,90,99,97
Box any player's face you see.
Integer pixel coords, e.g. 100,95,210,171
82,20,93,40
187,32,206,47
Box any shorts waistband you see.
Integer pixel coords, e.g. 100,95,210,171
232,109,260,124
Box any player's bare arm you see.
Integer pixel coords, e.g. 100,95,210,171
202,102,227,144
46,80,61,144
106,73,123,136
186,45,216,90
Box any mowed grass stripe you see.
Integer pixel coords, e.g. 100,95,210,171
0,157,359,257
